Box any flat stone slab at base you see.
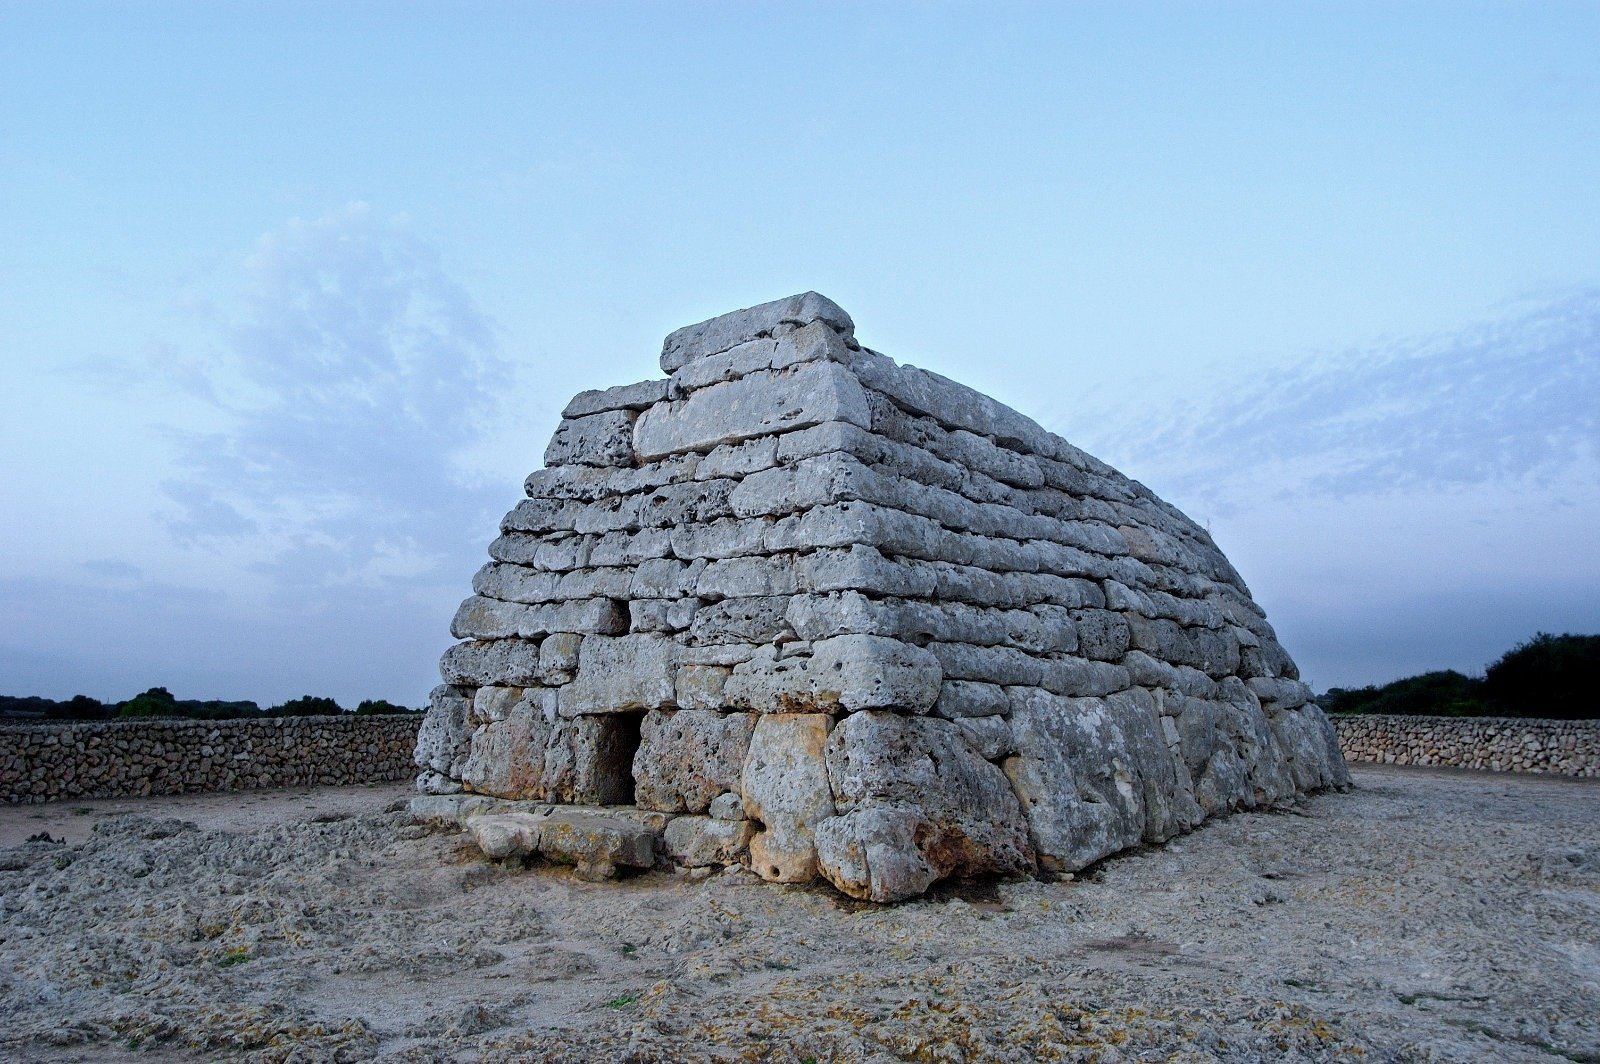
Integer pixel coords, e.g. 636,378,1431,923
413,796,664,881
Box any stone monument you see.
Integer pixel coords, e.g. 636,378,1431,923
413,293,1349,901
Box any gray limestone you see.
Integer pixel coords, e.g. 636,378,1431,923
562,378,670,419
816,710,1034,901
663,815,756,867
419,293,1348,899
659,291,856,374
632,708,755,813
634,362,872,461
741,712,836,882
544,410,636,468
556,634,676,716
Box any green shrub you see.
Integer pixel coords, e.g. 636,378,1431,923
267,695,343,717
1321,670,1486,717
118,686,179,718
354,699,414,715
176,699,264,720
4,690,418,721
1482,632,1600,720
1323,631,1600,719
51,695,113,720
114,690,265,720
0,695,114,721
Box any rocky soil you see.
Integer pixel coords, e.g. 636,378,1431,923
1,765,1596,1063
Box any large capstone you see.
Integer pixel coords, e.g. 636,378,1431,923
419,292,1350,900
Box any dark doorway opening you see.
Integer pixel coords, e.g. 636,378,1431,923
589,710,645,806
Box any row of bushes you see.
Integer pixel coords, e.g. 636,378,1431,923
0,687,419,722
1321,632,1599,720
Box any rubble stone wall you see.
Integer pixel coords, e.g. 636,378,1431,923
1333,714,1599,778
2,715,423,804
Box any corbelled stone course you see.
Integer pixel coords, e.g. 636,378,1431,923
418,292,1351,900
1333,714,1599,777
3,715,422,804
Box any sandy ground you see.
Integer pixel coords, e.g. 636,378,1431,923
0,782,417,848
1,766,1597,1063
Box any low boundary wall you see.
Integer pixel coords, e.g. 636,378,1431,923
8,712,1593,802
1332,713,1598,778
2,715,423,804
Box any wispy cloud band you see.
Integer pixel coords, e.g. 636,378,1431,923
1095,287,1599,510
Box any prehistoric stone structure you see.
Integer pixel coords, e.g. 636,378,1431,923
414,293,1349,900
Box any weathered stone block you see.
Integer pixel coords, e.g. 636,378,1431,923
633,709,755,813
708,791,745,820
932,680,1010,718
742,713,835,883
460,689,557,799
674,665,730,710
414,684,472,778
558,635,677,716
660,291,855,374
562,378,669,418
538,633,581,684
697,557,797,600
1003,691,1148,871
468,812,544,860
810,635,943,712
816,711,1033,901
440,639,542,687
634,361,873,461
628,597,697,633
723,635,941,714
544,409,637,468
536,808,659,880
663,815,755,867
689,596,791,645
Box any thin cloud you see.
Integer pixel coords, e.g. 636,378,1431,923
159,203,512,601
1091,287,1600,512
79,559,145,581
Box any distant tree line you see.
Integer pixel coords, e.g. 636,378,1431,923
0,687,420,722
1322,632,1600,720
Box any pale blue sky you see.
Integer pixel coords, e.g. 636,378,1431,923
2,3,1597,706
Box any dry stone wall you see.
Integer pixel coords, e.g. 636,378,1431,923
418,292,1350,901
3,715,422,804
1333,714,1600,778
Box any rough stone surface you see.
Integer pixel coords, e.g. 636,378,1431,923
1333,713,1599,777
723,635,942,714
816,711,1034,901
634,361,872,461
419,292,1351,899
458,689,556,799
0,715,421,804
663,815,756,867
543,410,636,468
557,635,676,716
660,291,855,374
632,709,755,813
533,808,658,880
467,811,544,860
741,713,835,883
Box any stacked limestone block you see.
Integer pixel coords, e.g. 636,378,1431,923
415,292,1350,901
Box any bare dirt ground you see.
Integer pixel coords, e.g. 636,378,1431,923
1,765,1596,1063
